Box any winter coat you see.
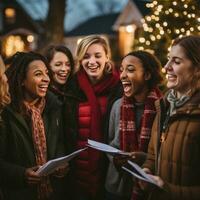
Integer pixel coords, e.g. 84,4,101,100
143,90,200,200
0,92,68,200
64,73,122,198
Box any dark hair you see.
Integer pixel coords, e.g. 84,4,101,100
6,51,48,112
172,35,200,92
44,45,74,82
123,50,163,89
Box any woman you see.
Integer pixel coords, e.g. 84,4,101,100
44,45,74,101
0,56,10,111
67,35,122,200
0,56,11,200
0,52,69,200
105,51,163,200
141,35,200,200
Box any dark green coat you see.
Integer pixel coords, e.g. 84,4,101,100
0,92,68,200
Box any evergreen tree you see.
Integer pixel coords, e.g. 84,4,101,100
134,0,200,64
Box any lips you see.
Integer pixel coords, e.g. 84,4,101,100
166,74,177,81
38,84,48,93
122,81,132,93
57,73,68,80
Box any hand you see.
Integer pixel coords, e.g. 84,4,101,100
138,168,152,190
113,154,130,171
148,175,164,188
25,166,41,185
129,151,147,166
52,162,70,178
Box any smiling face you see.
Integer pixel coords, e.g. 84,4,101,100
81,43,108,84
120,55,150,102
164,44,194,96
49,51,71,85
23,60,50,102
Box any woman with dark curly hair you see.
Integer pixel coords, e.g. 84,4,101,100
0,51,69,200
105,50,163,200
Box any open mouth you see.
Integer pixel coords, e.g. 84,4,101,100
38,84,48,92
166,74,177,81
122,81,132,93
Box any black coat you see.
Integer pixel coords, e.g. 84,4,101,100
0,92,69,200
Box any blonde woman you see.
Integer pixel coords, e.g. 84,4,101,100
0,55,10,200
0,56,10,110
66,35,122,200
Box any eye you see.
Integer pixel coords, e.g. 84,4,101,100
83,54,90,59
95,54,102,58
55,62,62,66
35,72,42,76
127,66,135,72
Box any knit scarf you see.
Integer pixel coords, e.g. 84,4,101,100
77,69,119,170
167,89,191,116
24,98,52,200
120,88,162,153
120,88,162,200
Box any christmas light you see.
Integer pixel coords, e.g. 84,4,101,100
139,38,145,43
163,22,168,26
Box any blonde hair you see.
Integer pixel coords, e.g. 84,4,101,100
0,56,10,109
75,35,113,74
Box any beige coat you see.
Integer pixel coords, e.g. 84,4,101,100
143,91,200,200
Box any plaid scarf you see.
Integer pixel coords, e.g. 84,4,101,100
24,98,53,200
120,88,162,200
120,88,162,152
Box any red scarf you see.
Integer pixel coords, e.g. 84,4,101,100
120,88,162,152
24,98,52,200
77,69,119,170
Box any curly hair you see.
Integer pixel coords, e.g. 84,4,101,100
123,50,163,89
0,56,10,109
6,51,48,112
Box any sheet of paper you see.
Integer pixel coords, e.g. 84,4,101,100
87,139,130,155
36,147,87,176
122,160,162,188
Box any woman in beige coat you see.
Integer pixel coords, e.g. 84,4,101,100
140,35,200,200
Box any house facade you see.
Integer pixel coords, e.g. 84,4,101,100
0,0,43,58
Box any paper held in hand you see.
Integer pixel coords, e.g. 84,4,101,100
87,139,130,156
36,147,87,176
122,160,162,189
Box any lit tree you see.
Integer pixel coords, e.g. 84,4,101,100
135,0,200,64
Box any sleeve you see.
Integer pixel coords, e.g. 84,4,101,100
107,99,121,161
0,117,26,188
142,114,158,173
150,181,200,200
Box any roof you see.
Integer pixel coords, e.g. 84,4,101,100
113,0,150,30
65,13,119,36
133,0,151,16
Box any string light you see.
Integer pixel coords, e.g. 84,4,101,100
137,0,199,62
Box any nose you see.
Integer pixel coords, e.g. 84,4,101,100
60,64,70,71
164,60,172,70
43,73,50,83
88,56,96,65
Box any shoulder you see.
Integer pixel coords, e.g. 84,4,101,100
45,91,62,111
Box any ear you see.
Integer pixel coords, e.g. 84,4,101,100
144,72,151,81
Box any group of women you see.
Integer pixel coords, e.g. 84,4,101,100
0,34,200,200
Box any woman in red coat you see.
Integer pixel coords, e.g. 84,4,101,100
66,35,122,200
